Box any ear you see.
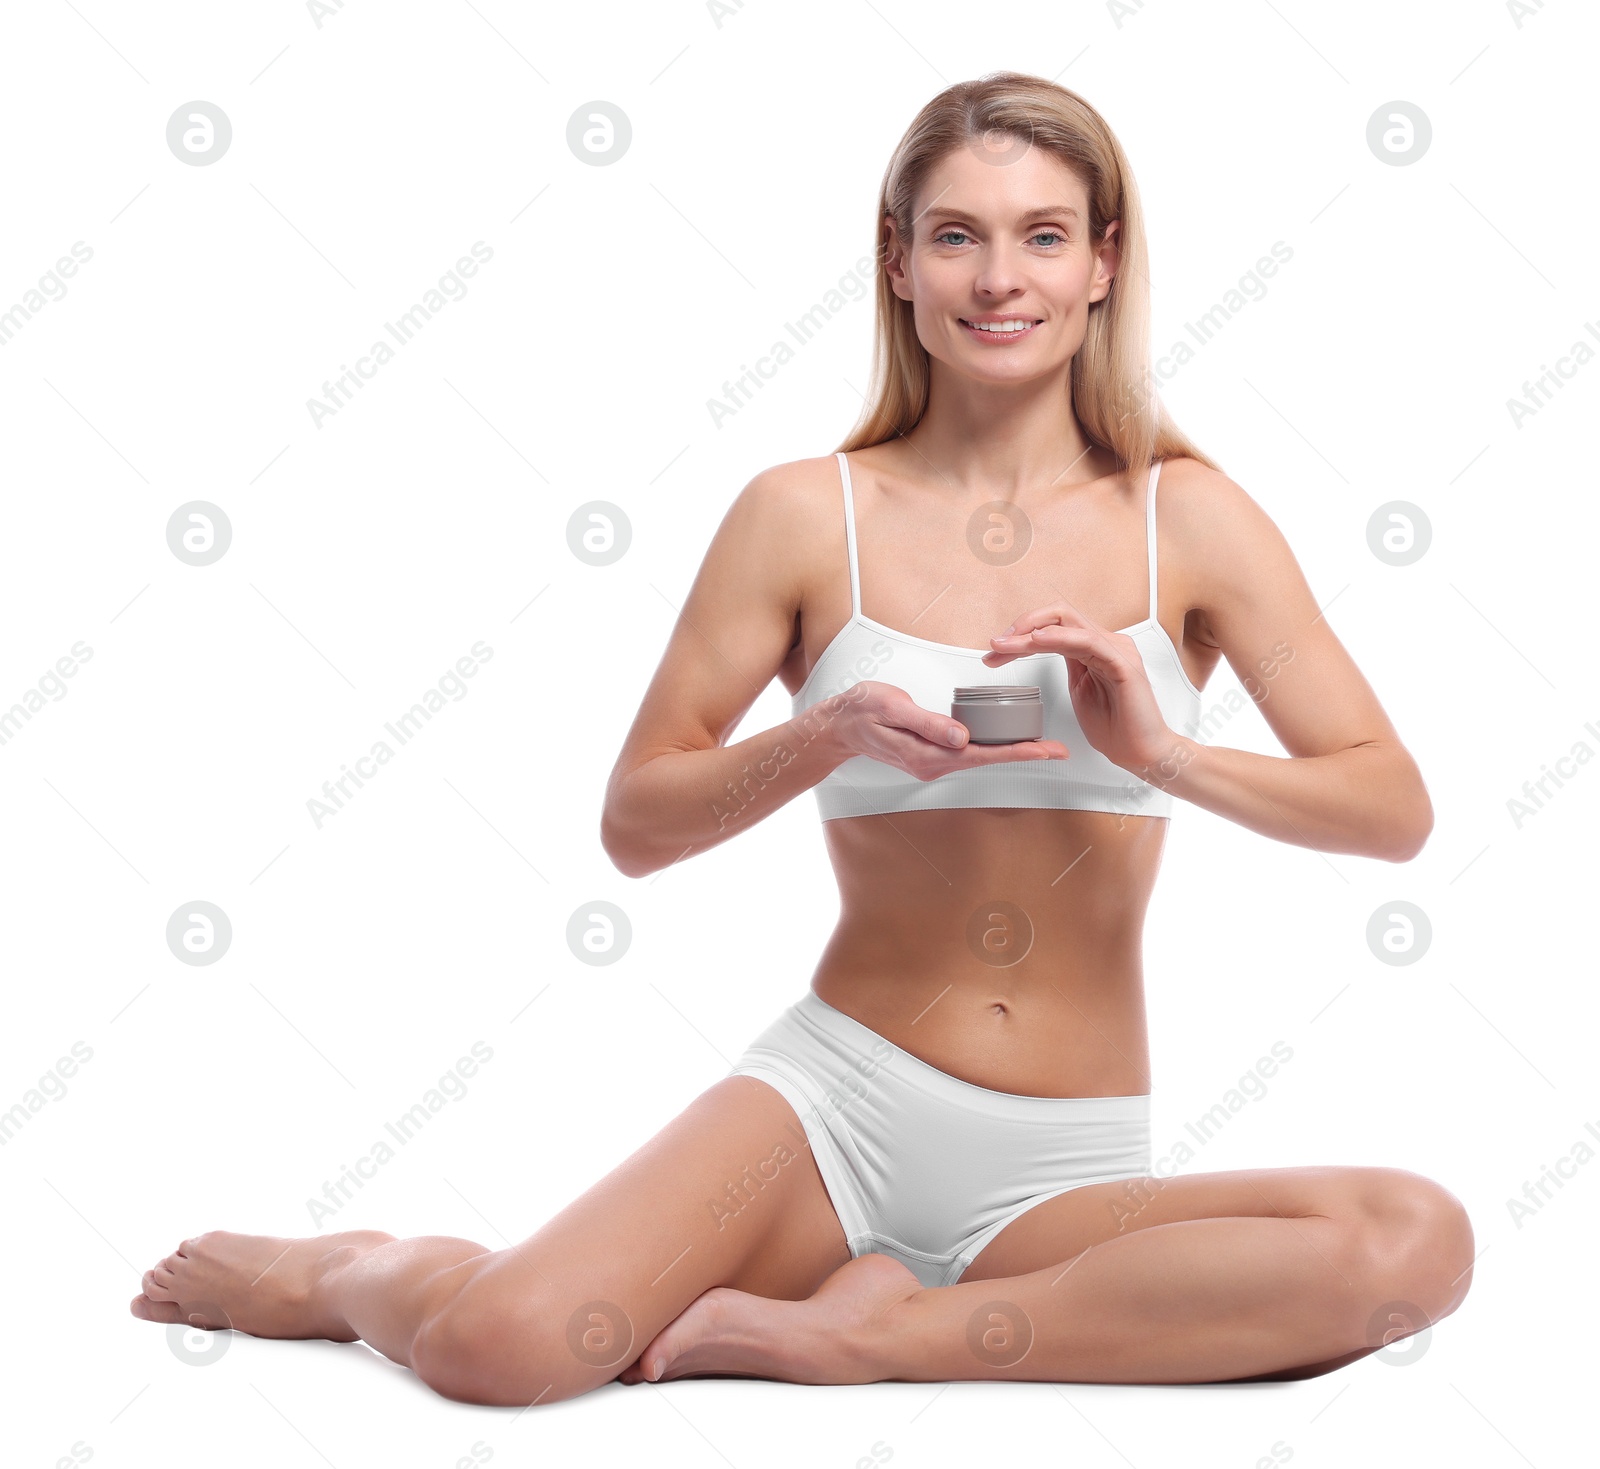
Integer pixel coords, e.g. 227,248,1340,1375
1089,219,1120,305
883,214,913,303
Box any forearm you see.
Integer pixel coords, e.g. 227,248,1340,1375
601,692,858,878
1126,733,1432,862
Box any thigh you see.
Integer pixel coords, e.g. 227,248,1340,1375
957,1163,1444,1283
417,1073,850,1392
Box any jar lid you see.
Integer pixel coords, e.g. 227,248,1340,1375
951,685,1042,701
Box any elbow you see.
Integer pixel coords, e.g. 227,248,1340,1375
601,782,685,880
601,760,689,879
1376,786,1434,863
599,763,654,879
600,805,654,879
1378,826,1428,864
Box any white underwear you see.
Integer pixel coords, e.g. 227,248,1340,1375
729,989,1152,1289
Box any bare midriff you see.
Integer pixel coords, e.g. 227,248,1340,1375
811,807,1165,1099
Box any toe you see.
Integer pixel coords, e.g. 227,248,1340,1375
623,1341,665,1383
130,1293,183,1323
631,1301,719,1383
620,1326,677,1384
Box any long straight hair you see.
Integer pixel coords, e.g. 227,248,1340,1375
838,72,1220,479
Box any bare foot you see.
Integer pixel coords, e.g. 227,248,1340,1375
617,1252,922,1387
128,1229,396,1341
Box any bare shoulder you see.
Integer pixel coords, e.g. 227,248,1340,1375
688,454,848,628
1156,455,1280,545
1155,452,1327,672
717,453,845,572
1156,455,1298,599
733,453,843,521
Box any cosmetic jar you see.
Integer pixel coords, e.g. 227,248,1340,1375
951,686,1044,744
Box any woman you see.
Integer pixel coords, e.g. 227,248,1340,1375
130,72,1472,1403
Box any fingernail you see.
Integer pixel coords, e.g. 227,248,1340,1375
947,727,964,746
648,1357,662,1379
1003,623,1015,634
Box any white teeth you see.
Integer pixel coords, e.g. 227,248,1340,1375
966,319,1034,332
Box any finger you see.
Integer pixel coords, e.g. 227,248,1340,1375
980,624,1087,667
875,720,1068,768
973,738,1069,763
997,602,1081,638
934,740,1069,775
982,619,1071,667
989,621,1095,649
881,701,971,749
989,622,1134,671
943,736,1070,767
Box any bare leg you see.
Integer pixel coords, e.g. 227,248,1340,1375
131,1230,498,1364
622,1164,1474,1385
129,1076,852,1405
859,1210,1461,1384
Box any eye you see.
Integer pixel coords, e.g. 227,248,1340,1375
1030,230,1065,247
933,229,970,246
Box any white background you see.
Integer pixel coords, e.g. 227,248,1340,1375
2,0,1595,1464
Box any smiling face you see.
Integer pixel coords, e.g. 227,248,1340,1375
884,140,1120,388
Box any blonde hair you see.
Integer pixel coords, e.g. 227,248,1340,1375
838,71,1220,478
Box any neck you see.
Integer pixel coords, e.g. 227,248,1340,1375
902,362,1107,492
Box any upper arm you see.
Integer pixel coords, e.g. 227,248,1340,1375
604,458,825,783
1167,459,1407,759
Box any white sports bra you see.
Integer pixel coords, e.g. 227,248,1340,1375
793,452,1205,821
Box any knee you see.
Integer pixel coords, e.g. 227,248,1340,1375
410,1303,556,1406
1347,1168,1475,1326
410,1262,630,1408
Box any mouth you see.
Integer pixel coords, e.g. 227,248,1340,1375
958,315,1043,342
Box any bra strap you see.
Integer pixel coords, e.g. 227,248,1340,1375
1152,460,1164,620
1145,459,1162,624
836,452,861,617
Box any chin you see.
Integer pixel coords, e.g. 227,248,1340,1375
951,353,1062,386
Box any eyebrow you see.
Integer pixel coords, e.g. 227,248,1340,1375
924,205,1082,225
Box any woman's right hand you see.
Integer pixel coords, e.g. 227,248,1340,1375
816,681,1070,781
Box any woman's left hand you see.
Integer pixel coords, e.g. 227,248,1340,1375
983,600,1174,772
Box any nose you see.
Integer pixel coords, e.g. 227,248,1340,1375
971,244,1028,301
